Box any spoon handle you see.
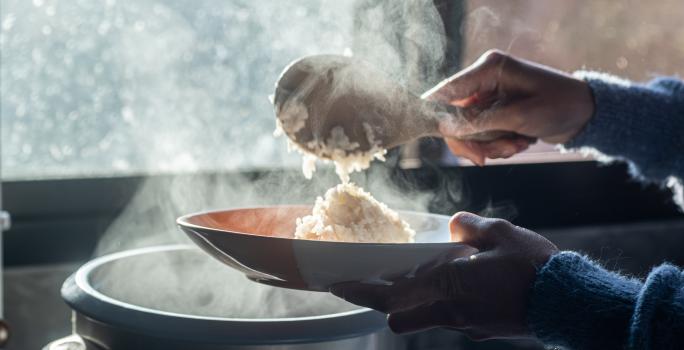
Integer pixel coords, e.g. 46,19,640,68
424,101,523,142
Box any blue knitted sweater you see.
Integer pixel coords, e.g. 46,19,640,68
527,73,684,350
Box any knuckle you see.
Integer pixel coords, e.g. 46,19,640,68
435,260,468,299
429,267,452,299
485,218,513,233
482,49,508,64
449,211,472,228
450,211,480,228
448,213,465,234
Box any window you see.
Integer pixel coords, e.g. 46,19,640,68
3,0,684,179
1,0,355,180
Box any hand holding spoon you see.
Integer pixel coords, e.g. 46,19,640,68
273,55,529,160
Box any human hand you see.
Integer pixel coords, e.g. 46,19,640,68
330,212,559,340
425,50,594,165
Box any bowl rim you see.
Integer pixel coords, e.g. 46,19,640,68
176,205,456,246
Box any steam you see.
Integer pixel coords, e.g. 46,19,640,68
352,0,448,92
94,166,441,317
87,0,456,318
2,0,519,319
93,247,358,318
96,170,340,255
462,6,501,45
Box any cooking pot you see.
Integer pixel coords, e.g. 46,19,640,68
54,245,398,350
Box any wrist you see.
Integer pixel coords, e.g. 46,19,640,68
567,79,595,141
551,78,595,144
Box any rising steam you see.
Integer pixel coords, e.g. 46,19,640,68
91,0,456,317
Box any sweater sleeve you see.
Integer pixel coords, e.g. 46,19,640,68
527,251,684,350
564,72,684,182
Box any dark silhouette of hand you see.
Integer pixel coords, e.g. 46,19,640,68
426,50,594,165
330,212,558,340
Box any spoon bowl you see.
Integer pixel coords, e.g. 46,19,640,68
273,55,518,159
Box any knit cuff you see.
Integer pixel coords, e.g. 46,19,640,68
527,251,641,350
629,264,684,350
564,71,684,181
564,71,634,151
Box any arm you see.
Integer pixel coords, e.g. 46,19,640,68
529,252,684,350
565,73,684,181
330,212,684,349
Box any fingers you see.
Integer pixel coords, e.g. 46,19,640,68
444,136,535,165
387,300,466,334
330,256,476,314
444,138,486,166
330,282,389,311
330,279,438,314
438,103,526,138
449,212,510,251
423,49,511,105
479,136,534,158
428,50,532,138
449,212,487,249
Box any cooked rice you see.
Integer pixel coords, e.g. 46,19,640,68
295,183,415,243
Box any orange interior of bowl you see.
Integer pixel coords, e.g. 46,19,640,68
184,206,312,238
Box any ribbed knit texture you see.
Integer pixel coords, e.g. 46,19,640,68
528,73,684,349
629,264,684,349
566,72,684,181
528,252,641,350
528,253,684,350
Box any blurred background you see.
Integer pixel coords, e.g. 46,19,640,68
460,0,684,164
3,0,684,180
1,0,684,349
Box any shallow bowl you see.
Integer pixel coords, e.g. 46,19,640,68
177,206,475,292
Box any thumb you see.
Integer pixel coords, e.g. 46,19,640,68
449,212,502,251
422,49,509,105
423,61,492,106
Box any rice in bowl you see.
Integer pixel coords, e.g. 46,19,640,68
295,183,415,243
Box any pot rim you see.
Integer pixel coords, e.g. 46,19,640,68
62,245,388,345
72,244,373,322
